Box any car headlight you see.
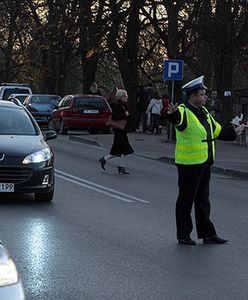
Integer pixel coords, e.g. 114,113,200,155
22,148,52,164
0,244,18,286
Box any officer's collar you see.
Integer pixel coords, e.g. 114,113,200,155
185,101,201,112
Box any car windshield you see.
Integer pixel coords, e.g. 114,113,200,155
74,97,107,109
0,107,37,135
31,95,61,104
3,88,30,100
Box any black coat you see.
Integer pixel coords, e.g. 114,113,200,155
136,89,149,112
110,101,134,156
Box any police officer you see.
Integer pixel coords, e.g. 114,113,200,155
167,76,244,245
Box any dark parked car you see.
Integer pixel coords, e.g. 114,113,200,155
48,94,112,134
0,100,57,202
23,94,61,128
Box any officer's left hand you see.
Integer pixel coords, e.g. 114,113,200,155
167,103,178,114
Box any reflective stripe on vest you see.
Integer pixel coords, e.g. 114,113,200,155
175,104,221,164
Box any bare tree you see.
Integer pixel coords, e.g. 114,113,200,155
78,0,110,93
25,0,79,94
0,0,29,81
107,0,146,125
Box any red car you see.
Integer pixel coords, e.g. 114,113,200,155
48,94,112,134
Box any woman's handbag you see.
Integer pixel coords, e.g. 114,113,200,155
106,116,127,130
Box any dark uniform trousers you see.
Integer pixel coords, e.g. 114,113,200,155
176,164,217,239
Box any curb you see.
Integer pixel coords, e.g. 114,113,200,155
211,166,248,179
157,156,248,179
157,157,248,179
157,156,175,164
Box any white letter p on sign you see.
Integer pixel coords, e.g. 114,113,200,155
168,62,179,77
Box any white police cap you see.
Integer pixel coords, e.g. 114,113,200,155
182,76,207,92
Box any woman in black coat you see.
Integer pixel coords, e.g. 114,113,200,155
99,89,134,174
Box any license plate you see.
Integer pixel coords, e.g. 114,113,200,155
83,110,99,114
0,183,14,192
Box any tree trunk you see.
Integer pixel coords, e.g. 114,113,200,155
215,0,235,124
108,0,145,128
82,56,99,93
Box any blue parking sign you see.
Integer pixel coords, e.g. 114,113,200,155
164,60,184,81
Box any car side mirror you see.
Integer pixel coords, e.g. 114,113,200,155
43,130,57,141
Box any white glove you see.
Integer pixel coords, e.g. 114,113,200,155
235,124,245,136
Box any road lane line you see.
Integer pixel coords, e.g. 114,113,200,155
55,169,149,204
56,173,134,203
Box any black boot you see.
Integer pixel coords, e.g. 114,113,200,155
117,166,130,174
99,157,106,170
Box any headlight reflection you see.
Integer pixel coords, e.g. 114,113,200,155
24,218,52,290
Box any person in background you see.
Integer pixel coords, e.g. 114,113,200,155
135,85,149,133
167,76,245,246
146,91,163,134
88,82,102,96
145,83,155,101
208,90,222,122
107,86,118,109
99,89,134,174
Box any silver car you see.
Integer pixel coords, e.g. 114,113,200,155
0,241,25,300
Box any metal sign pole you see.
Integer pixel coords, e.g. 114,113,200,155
171,80,175,104
169,81,175,140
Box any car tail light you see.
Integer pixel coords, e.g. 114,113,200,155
27,106,38,112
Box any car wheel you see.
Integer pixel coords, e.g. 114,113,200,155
60,120,67,134
48,119,57,132
35,188,54,202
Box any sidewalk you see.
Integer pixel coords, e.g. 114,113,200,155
69,131,248,179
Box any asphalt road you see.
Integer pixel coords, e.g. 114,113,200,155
0,134,248,300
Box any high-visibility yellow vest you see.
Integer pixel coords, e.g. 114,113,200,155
175,104,222,164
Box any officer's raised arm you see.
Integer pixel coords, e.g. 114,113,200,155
167,103,178,114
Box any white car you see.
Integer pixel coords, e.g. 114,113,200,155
0,241,25,300
0,83,32,100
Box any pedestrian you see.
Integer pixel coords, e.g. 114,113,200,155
135,85,149,133
99,89,134,174
208,90,222,122
145,83,155,101
167,76,245,246
88,82,102,96
146,91,163,134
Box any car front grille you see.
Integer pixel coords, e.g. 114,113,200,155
0,167,33,183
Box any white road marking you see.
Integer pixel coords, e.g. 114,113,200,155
55,169,150,204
